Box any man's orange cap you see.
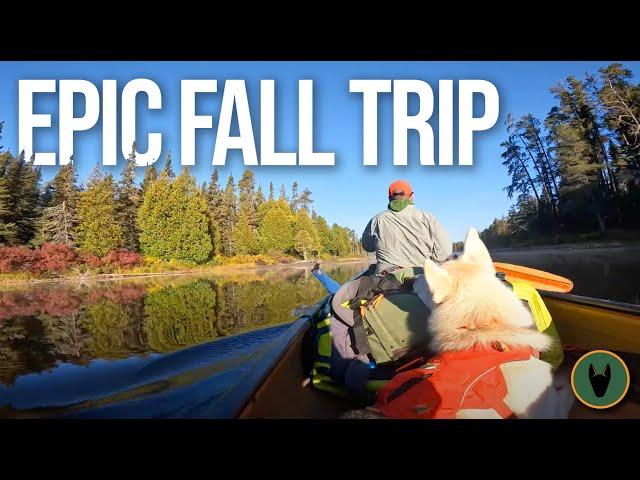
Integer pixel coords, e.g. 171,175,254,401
388,180,413,197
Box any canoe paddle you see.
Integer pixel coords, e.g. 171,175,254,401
493,262,574,293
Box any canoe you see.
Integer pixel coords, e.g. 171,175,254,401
237,291,640,419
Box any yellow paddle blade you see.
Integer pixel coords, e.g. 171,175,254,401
493,262,574,293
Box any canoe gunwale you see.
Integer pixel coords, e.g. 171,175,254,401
226,298,326,418
541,291,640,316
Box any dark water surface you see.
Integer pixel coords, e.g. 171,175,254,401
491,245,640,305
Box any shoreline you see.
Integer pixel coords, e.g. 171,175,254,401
0,257,373,288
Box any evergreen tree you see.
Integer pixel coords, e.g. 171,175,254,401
290,181,299,211
35,163,79,246
238,169,259,227
232,210,260,255
279,183,287,201
314,214,331,255
4,151,41,244
255,185,265,208
138,168,212,263
292,208,320,259
141,164,159,196
51,163,79,208
0,173,15,244
206,169,224,256
298,188,314,211
38,201,78,246
258,199,293,253
268,182,275,201
329,223,351,256
77,167,124,256
117,142,142,251
219,175,237,256
163,151,175,179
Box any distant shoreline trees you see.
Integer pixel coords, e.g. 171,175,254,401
482,63,640,248
0,132,362,269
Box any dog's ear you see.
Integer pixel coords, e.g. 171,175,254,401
462,227,494,270
423,258,453,304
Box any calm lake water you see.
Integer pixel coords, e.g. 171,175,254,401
1,246,639,417
0,263,367,390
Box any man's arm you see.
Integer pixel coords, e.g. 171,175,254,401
425,213,453,262
361,218,377,252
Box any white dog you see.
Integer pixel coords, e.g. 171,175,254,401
344,228,575,419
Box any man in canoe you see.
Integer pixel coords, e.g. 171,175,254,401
362,180,453,274
306,180,454,398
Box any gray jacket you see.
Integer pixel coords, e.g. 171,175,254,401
361,204,452,274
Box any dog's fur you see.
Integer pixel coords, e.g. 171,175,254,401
342,228,574,419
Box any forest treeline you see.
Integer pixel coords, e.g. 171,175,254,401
481,63,640,248
0,125,362,271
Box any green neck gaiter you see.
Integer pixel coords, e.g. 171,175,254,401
388,198,413,212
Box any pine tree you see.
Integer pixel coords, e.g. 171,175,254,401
141,164,159,196
51,163,79,208
117,142,142,251
77,167,124,256
35,163,79,246
255,185,265,209
206,169,224,256
138,168,212,263
268,182,275,201
279,184,287,201
0,174,16,244
38,201,78,246
290,181,299,211
219,175,237,256
163,151,175,179
4,151,41,244
298,188,313,211
238,170,259,227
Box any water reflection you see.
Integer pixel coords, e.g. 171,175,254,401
0,264,366,386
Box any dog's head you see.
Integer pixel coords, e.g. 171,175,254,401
414,227,551,353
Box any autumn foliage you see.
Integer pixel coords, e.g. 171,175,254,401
0,242,142,274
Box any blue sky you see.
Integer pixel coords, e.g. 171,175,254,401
1,61,638,242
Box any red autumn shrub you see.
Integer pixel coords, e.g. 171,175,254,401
80,251,104,268
30,242,78,274
102,250,143,268
0,245,36,273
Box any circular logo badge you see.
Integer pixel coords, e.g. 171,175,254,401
571,350,630,409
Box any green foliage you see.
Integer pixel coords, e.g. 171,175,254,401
117,143,142,252
485,63,640,247
138,168,212,263
0,172,16,244
328,223,352,257
140,163,159,197
292,208,320,259
162,151,175,179
258,199,294,253
76,169,124,256
37,201,78,246
232,210,260,255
